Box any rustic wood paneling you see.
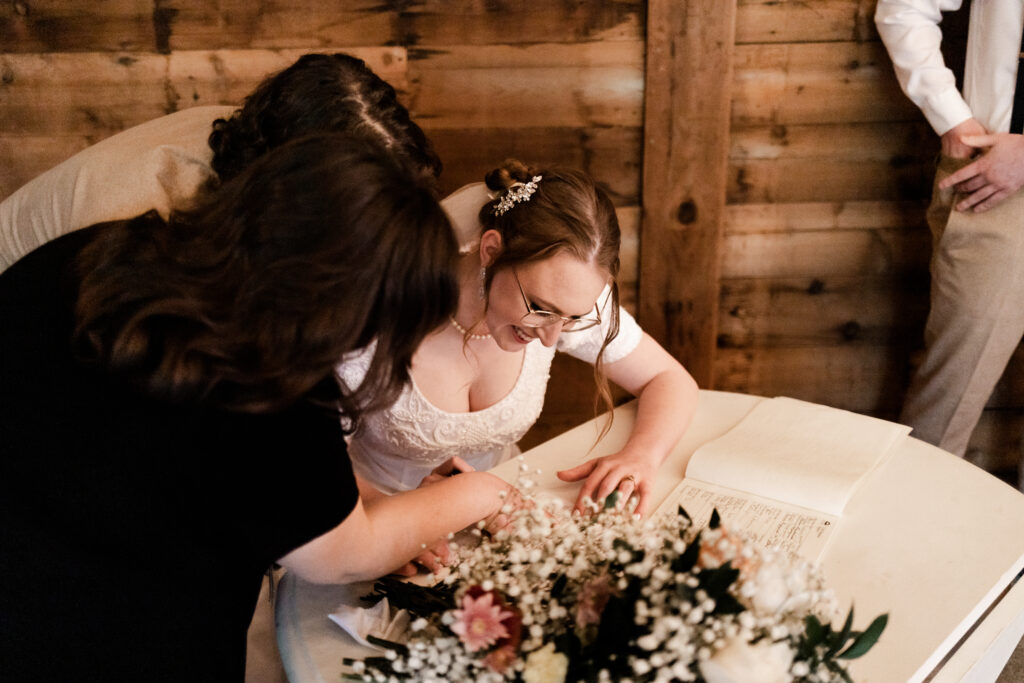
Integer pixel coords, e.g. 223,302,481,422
0,1,645,53
715,345,911,414
640,0,737,388
408,43,643,131
717,275,929,349
0,0,156,53
736,0,877,45
732,42,921,126
720,227,930,280
724,199,928,234
430,126,641,203
0,47,407,136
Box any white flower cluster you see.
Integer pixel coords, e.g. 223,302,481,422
352,459,854,683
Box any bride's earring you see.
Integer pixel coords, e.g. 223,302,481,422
478,266,487,299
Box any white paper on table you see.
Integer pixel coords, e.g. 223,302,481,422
328,597,411,650
684,396,910,516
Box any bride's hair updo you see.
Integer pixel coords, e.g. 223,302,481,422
478,158,623,421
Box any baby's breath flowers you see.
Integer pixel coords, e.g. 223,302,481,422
346,460,886,682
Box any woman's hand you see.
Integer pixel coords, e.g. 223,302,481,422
557,449,660,517
391,456,479,575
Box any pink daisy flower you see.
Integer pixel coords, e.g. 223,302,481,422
450,590,514,652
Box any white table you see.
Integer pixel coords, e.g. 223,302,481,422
276,390,1024,682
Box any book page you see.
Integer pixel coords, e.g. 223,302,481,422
656,478,837,562
684,397,910,516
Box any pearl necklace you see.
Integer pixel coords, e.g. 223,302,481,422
449,315,492,341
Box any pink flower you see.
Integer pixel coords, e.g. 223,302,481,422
575,574,617,629
450,589,515,652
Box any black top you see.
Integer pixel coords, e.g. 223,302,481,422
0,226,358,681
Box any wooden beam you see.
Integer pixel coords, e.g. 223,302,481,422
639,0,737,387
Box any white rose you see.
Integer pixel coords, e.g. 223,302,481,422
698,637,794,683
751,561,791,616
522,642,568,683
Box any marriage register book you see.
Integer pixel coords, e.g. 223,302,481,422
651,397,911,562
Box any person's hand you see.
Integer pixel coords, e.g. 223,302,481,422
940,118,988,159
556,450,660,517
390,456,478,576
421,455,475,485
938,132,1024,212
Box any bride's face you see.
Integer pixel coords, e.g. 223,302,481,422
485,250,607,352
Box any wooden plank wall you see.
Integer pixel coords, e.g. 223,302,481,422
1,1,1019,471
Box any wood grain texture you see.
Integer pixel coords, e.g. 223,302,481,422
640,0,737,388
736,0,877,44
0,1,645,53
731,41,921,126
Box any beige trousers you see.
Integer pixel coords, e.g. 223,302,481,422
900,155,1024,458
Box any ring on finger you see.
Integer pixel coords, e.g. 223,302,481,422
621,474,637,487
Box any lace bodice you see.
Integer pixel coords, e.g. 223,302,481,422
337,302,642,493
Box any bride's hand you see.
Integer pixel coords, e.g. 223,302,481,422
556,450,659,517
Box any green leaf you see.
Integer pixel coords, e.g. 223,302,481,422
604,491,620,509
551,573,568,598
671,535,700,573
826,606,855,658
714,592,745,615
709,508,721,529
677,505,691,522
838,614,889,660
805,614,826,647
825,659,854,683
700,563,740,598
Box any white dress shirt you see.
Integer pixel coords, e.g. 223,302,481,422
875,0,1024,135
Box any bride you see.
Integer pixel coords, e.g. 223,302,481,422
338,159,699,528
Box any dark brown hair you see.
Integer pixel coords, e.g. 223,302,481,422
73,134,458,420
208,53,442,186
479,159,622,422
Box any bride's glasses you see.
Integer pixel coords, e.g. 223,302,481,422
513,269,602,332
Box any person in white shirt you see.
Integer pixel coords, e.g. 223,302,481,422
876,1,1024,476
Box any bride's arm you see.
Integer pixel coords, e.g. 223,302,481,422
556,332,698,516
277,470,509,584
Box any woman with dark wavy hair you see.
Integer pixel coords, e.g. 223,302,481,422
0,134,507,681
208,52,442,185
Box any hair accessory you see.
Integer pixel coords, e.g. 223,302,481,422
493,175,543,216
449,315,492,341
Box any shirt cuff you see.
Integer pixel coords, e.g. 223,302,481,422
923,88,974,136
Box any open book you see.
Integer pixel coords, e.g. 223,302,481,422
653,397,910,562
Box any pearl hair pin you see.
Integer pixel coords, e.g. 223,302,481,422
449,315,492,341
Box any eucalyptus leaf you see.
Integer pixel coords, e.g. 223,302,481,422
604,491,620,510
838,614,889,659
805,614,825,647
826,606,855,658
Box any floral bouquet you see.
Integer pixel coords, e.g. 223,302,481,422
344,464,887,683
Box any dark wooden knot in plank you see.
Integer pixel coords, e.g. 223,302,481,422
839,320,862,341
676,199,697,225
